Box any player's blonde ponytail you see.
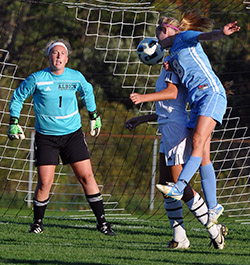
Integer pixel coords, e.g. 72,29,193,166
156,9,214,34
179,9,214,32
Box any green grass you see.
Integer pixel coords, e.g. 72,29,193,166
0,216,249,265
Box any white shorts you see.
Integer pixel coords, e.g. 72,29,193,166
159,122,192,166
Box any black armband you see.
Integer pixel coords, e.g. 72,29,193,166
9,117,19,125
88,110,98,120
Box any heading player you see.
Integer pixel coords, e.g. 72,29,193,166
155,9,240,228
126,58,227,249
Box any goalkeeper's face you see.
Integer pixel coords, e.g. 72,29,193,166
48,45,68,75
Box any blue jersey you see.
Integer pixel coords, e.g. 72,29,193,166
9,67,96,135
169,31,226,105
156,56,188,125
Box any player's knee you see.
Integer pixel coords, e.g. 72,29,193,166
192,133,205,151
39,181,53,191
78,172,95,184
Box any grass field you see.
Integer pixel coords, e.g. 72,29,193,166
0,216,249,265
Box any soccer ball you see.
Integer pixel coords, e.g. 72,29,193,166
137,37,164,65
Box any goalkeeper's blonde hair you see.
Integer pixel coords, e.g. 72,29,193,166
157,9,214,33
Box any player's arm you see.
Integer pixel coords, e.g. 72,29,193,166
130,83,178,105
9,75,36,118
79,74,101,137
79,74,96,112
125,114,158,130
198,21,240,42
8,75,36,140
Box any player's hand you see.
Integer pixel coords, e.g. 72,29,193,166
163,61,173,72
89,110,101,137
223,21,240,36
130,93,144,105
163,61,170,71
8,117,25,140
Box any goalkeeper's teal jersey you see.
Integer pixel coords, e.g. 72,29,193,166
9,67,96,135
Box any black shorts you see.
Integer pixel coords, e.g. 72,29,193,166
34,128,90,166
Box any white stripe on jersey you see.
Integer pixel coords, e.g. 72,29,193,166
202,93,219,116
55,110,78,119
188,47,220,93
39,110,79,119
37,81,53,85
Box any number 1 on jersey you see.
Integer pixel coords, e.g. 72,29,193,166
59,96,62,108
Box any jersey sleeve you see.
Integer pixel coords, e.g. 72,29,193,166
165,71,180,85
78,73,96,112
9,74,36,118
181,30,202,44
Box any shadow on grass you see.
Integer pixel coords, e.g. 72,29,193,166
0,258,109,265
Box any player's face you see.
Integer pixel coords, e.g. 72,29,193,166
49,45,68,75
156,27,167,41
156,27,176,40
156,27,176,48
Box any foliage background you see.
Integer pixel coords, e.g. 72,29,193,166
0,0,249,220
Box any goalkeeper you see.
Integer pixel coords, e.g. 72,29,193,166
8,39,115,236
125,58,227,249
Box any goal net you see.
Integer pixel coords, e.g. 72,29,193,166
0,0,249,223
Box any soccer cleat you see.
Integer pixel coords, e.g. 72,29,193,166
156,183,184,200
206,203,224,229
29,223,43,234
220,223,228,237
167,238,190,249
97,222,115,236
210,224,228,249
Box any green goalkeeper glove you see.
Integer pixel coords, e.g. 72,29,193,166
88,110,101,137
8,117,25,140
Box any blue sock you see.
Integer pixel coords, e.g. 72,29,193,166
176,156,202,192
200,163,217,209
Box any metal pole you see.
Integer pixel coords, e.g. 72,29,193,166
150,138,158,211
28,131,35,208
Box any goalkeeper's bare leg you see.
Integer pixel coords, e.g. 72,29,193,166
71,159,115,236
29,165,55,233
30,161,115,235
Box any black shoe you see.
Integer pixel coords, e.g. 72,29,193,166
29,223,43,234
97,222,115,236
